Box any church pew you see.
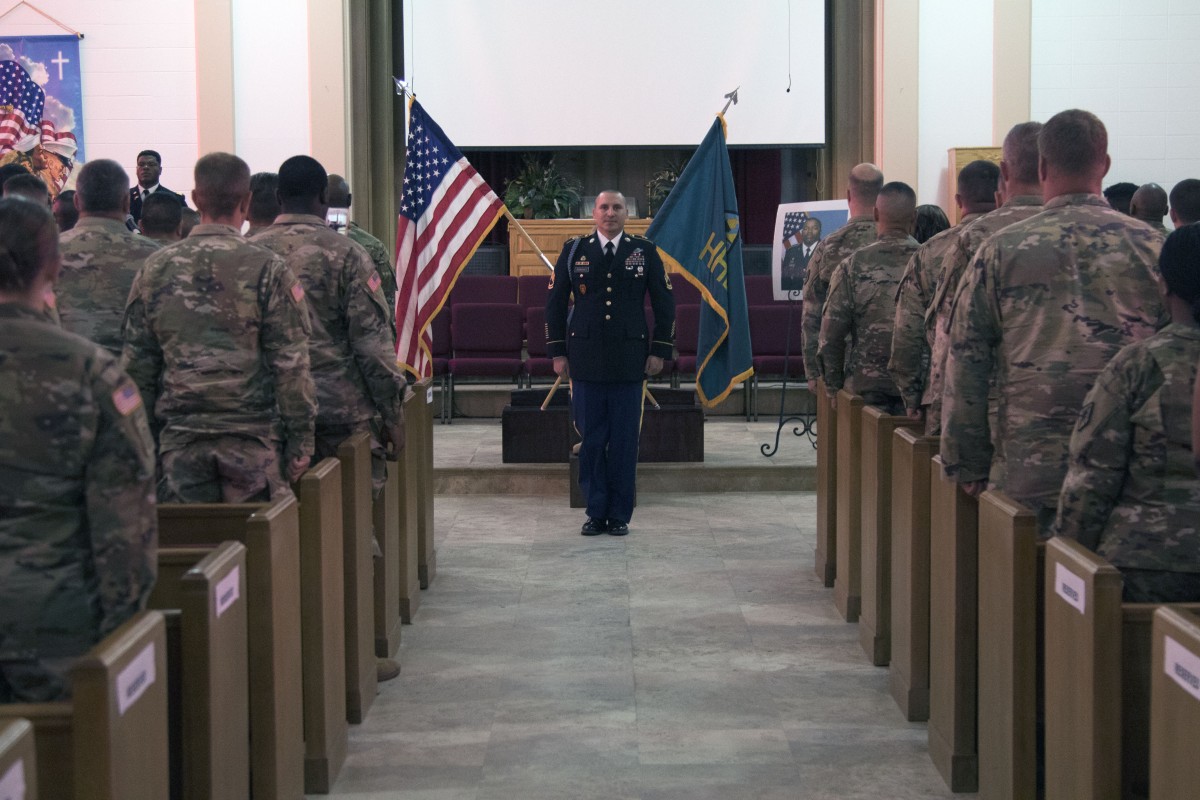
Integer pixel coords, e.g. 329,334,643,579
297,458,349,793
413,377,438,588
858,407,922,665
834,390,865,622
157,498,304,800
976,489,1041,800
0,611,170,800
1044,538,1200,800
813,379,838,587
0,719,37,799
148,542,250,800
373,445,403,659
889,429,938,720
1150,607,1200,799
399,387,422,622
927,455,980,792
337,433,377,724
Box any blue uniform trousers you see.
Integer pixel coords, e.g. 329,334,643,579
573,379,642,524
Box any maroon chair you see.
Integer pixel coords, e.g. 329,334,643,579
451,275,518,305
748,304,805,420
523,306,556,384
744,275,775,305
518,273,552,340
448,303,525,423
429,306,451,423
672,304,701,389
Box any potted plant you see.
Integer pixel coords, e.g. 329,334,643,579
646,155,690,216
503,156,582,219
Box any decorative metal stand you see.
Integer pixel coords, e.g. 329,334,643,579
761,290,817,457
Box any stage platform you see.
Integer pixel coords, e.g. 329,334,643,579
433,417,816,496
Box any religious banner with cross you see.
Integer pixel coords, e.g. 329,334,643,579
0,34,83,198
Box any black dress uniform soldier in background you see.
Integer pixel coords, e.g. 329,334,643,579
546,190,675,536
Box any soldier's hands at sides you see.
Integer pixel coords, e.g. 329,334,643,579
288,455,311,483
645,355,664,376
383,421,405,461
907,407,924,422
553,356,569,377
961,479,987,498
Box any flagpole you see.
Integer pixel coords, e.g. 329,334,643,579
502,206,557,273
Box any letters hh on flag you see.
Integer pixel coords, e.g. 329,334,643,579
646,115,753,407
394,98,505,379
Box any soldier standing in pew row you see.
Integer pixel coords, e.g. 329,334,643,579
0,197,158,702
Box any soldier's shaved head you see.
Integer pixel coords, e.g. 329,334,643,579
1130,183,1168,225
1039,109,1109,180
1002,122,1042,187
1169,179,1200,227
874,181,917,235
75,159,130,214
957,160,1001,213
326,174,351,209
847,163,884,215
193,152,251,219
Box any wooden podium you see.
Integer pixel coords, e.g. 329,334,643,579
507,218,655,277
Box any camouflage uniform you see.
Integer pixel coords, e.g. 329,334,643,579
801,215,877,379
817,231,920,412
56,217,161,357
887,213,985,416
0,304,157,701
122,223,317,503
941,194,1166,534
252,214,404,492
925,196,1044,436
348,221,396,318
1054,323,1200,601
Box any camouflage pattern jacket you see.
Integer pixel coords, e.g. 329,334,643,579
925,196,1044,435
887,214,984,412
122,223,317,462
252,214,403,429
800,215,877,380
348,221,396,318
941,194,1166,532
817,232,920,397
0,304,157,688
1054,323,1200,572
56,217,161,357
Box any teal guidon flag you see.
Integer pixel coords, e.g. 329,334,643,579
646,115,753,407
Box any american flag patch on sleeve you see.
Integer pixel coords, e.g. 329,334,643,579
290,283,305,304
112,383,143,416
368,272,382,293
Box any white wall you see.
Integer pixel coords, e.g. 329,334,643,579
1031,0,1200,199
0,0,198,195
917,0,994,209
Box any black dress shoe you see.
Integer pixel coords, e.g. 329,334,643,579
607,520,629,536
581,517,607,536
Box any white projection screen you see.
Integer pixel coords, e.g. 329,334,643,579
400,0,826,148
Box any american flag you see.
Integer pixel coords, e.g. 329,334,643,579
394,99,504,378
781,210,808,250
0,60,44,154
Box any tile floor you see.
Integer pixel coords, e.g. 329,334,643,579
323,481,959,798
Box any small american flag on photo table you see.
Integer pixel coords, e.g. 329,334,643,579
0,59,45,153
781,210,808,250
394,99,504,379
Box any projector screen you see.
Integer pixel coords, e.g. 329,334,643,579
401,0,826,148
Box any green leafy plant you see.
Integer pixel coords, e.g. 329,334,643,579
646,156,690,216
503,156,582,219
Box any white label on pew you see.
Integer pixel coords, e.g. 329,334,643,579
0,759,25,800
116,642,156,716
1055,563,1087,614
426,386,434,405
215,565,241,618
1165,636,1200,702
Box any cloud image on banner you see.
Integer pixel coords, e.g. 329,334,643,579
646,115,753,407
0,35,83,198
394,98,505,379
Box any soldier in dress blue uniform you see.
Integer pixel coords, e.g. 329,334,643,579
546,190,675,535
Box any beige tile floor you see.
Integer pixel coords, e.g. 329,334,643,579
321,423,955,799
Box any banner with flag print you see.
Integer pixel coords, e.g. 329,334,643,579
646,115,753,407
394,99,505,379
